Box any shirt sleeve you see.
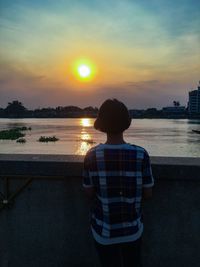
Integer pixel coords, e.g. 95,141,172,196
82,152,94,188
142,150,154,188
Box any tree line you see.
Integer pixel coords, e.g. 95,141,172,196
0,100,99,118
0,100,189,119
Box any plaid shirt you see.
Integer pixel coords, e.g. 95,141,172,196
83,143,154,245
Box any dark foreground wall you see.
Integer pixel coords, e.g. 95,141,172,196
0,155,200,267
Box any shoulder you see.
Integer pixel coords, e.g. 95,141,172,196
128,144,150,159
84,144,101,161
128,144,146,153
86,144,101,155
83,144,102,169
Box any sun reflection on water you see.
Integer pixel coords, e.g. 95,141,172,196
77,141,92,155
80,118,93,127
76,119,95,155
76,131,94,155
81,133,91,141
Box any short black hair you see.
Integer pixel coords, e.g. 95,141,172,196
94,99,131,134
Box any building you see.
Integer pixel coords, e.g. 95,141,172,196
188,82,200,114
162,106,186,114
162,101,186,117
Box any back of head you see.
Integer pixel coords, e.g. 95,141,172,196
94,99,131,134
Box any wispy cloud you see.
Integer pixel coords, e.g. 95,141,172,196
0,0,199,108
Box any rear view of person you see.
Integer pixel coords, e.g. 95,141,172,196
83,99,154,267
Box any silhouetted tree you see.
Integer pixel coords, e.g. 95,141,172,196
173,101,180,107
0,107,5,117
144,108,159,117
83,106,99,117
83,106,97,111
63,106,82,112
5,100,27,117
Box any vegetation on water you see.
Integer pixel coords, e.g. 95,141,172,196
16,138,26,143
0,127,60,143
0,129,25,140
0,126,31,140
38,136,59,142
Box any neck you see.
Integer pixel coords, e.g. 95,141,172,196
105,133,126,145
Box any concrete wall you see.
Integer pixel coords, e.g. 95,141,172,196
0,154,200,267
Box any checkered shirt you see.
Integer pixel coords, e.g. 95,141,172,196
83,143,154,245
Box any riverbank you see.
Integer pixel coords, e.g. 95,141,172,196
1,115,200,119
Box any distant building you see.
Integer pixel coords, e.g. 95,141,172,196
162,99,186,117
162,106,186,114
188,82,200,114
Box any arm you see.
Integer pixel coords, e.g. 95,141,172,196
82,152,96,200
142,150,154,200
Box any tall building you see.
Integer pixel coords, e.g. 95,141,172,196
188,82,200,114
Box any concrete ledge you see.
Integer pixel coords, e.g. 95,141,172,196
0,154,200,267
0,153,200,166
0,154,200,180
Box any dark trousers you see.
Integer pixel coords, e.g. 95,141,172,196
94,238,142,267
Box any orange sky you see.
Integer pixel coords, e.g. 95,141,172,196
0,0,200,108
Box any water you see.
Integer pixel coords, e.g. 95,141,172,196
0,118,199,157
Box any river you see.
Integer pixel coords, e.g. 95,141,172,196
0,118,199,157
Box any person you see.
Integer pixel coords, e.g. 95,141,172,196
82,99,154,267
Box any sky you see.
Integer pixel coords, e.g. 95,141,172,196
0,0,200,109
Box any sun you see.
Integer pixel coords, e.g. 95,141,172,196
70,58,97,82
78,65,91,78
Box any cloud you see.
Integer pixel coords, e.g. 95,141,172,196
0,62,46,86
0,77,191,109
0,0,199,109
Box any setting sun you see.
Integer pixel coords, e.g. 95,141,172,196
78,65,91,78
71,58,97,82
